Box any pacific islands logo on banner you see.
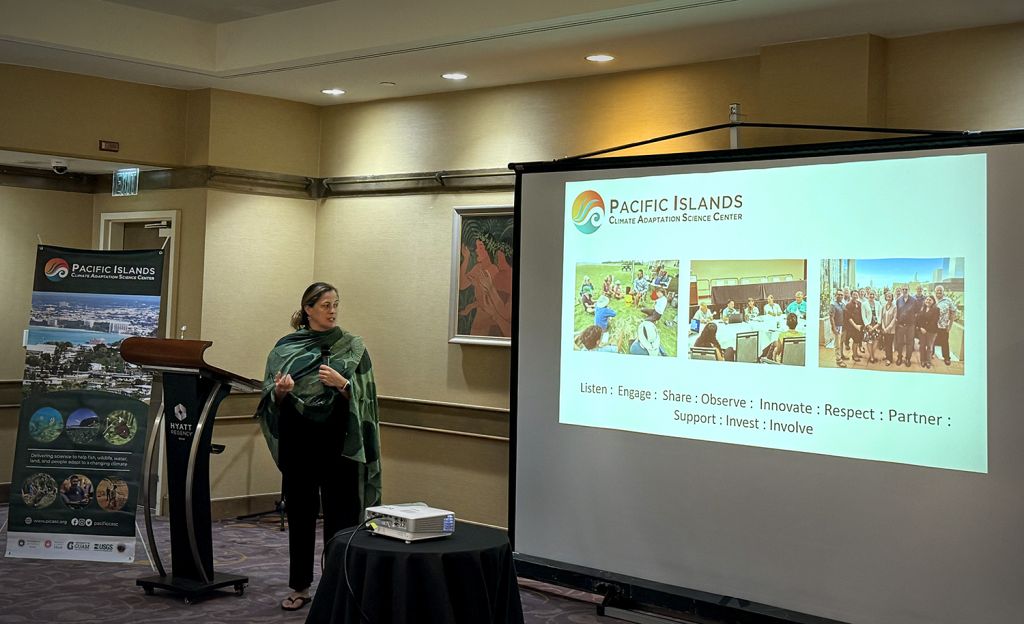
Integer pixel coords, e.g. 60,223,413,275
44,258,70,282
570,190,605,234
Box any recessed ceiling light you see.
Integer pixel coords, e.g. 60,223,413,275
321,88,346,96
586,54,615,63
379,81,396,87
442,72,468,81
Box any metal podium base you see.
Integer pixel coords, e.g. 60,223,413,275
137,572,248,604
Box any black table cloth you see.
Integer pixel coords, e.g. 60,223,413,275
306,521,524,624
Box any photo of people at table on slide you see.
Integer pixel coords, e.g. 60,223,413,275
573,260,680,356
820,257,965,375
688,259,808,365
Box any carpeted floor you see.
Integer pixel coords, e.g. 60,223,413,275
0,505,612,624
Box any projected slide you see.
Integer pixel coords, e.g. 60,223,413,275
560,154,987,472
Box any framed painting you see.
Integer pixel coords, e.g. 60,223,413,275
449,206,513,346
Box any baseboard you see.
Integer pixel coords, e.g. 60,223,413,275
210,493,281,521
0,481,9,504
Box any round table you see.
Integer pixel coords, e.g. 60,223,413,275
307,522,524,624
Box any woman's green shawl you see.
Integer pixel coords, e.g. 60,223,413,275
256,326,381,511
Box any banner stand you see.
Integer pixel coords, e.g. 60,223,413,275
7,246,163,564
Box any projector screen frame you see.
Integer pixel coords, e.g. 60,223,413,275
507,129,1024,624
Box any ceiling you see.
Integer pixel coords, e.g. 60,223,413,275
1,0,1022,107
1,0,1022,173
105,0,336,24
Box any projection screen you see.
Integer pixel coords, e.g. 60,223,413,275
511,132,1024,624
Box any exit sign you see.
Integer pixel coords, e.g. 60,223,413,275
112,168,140,196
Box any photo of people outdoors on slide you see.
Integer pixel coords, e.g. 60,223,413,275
688,259,808,365
820,258,965,374
573,260,680,356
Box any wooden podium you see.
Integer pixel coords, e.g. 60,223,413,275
121,337,261,604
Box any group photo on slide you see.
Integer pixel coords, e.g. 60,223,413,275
820,258,965,374
688,259,808,365
573,260,680,356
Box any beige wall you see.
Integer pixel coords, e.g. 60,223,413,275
0,65,188,166
0,186,94,380
315,192,512,408
382,425,508,527
185,90,213,167
207,90,321,177
887,22,1024,130
0,68,321,175
200,190,317,379
754,34,887,146
319,56,760,177
691,259,807,284
0,407,19,487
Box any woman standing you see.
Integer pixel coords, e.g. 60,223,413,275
861,289,882,364
880,291,897,366
916,295,940,369
257,282,382,611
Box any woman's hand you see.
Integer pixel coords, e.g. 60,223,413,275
274,373,294,401
318,365,350,392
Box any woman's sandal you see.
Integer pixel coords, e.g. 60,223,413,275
281,593,311,611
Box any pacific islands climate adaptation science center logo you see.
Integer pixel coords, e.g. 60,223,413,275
571,190,605,234
44,258,70,282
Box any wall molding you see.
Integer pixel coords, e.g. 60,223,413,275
380,394,508,414
322,167,514,197
1,164,515,199
382,421,509,442
0,165,97,194
0,379,21,409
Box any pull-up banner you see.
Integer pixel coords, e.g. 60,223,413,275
6,246,163,562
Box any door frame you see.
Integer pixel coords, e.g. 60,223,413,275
98,209,179,517
98,209,179,337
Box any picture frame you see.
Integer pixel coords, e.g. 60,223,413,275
449,205,514,346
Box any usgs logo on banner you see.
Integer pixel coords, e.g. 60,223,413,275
570,190,605,234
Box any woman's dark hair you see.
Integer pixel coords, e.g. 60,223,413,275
577,325,604,350
786,312,798,330
290,282,338,330
695,322,720,349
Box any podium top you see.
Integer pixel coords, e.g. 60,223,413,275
120,337,261,392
